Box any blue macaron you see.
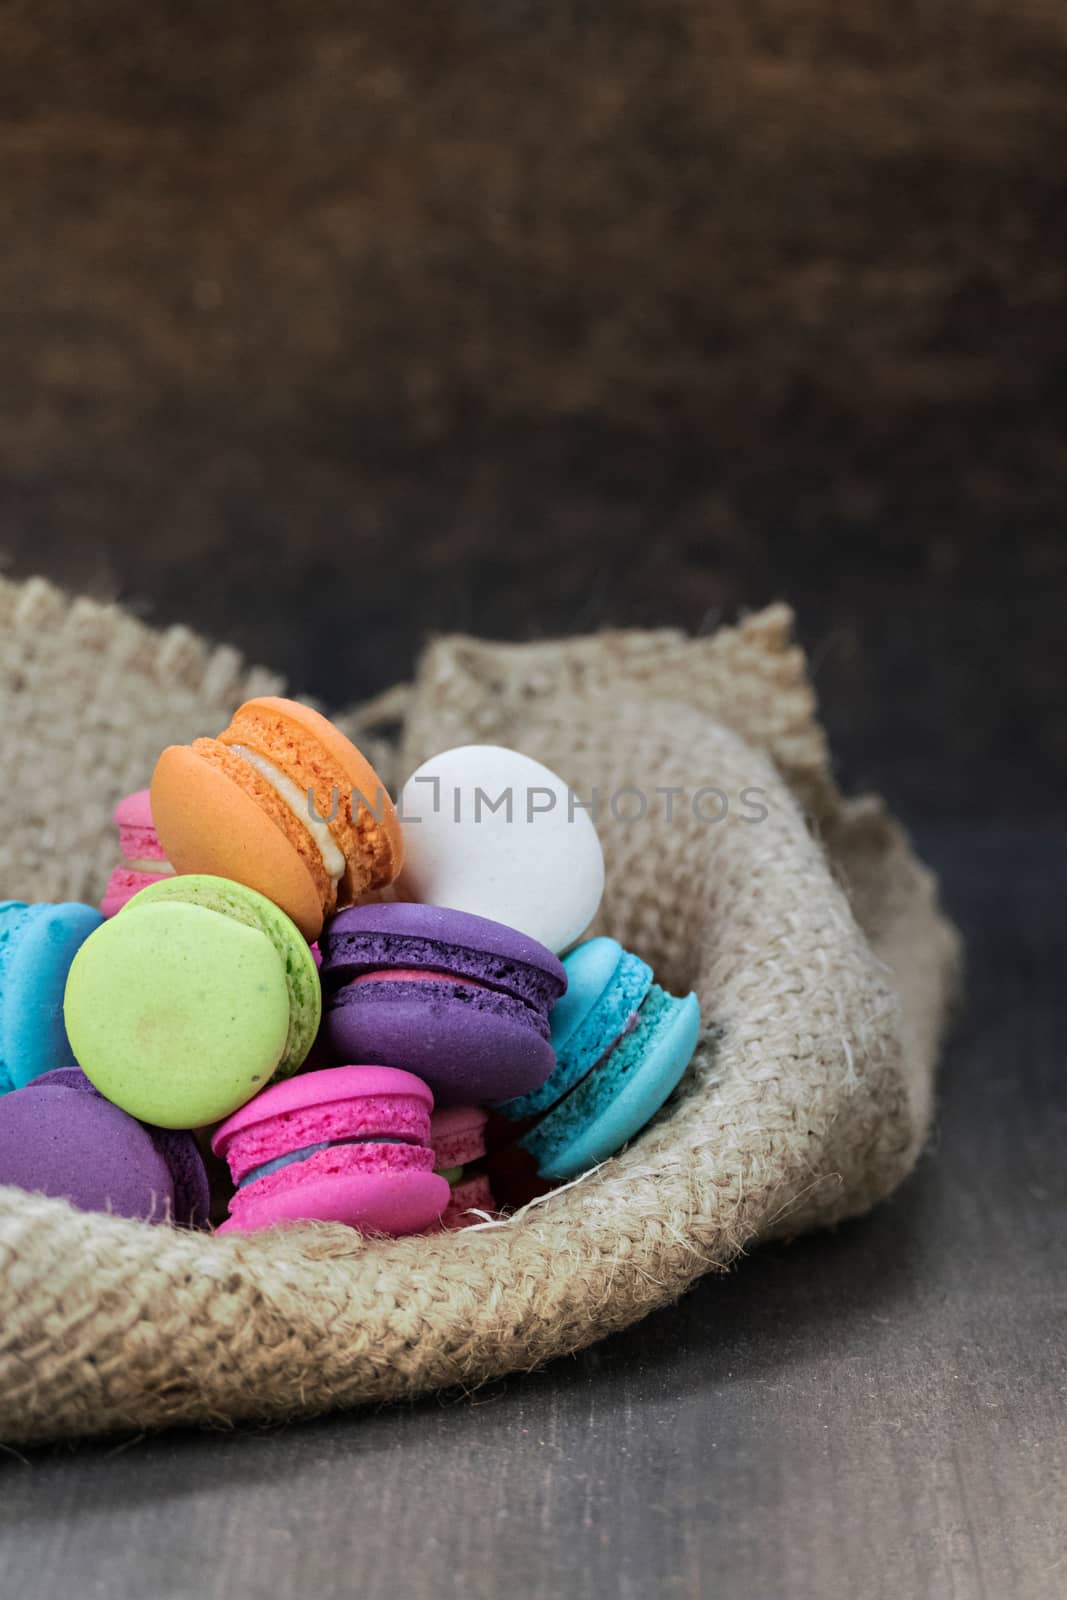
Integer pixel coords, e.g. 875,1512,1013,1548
0,901,105,1095
496,935,701,1180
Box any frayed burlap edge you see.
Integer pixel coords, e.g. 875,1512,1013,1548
0,576,960,1444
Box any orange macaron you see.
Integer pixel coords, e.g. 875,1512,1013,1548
151,697,402,939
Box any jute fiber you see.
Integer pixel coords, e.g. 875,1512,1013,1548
0,575,960,1444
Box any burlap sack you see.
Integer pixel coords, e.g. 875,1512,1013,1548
0,575,959,1445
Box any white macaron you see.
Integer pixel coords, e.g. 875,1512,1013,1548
397,744,604,954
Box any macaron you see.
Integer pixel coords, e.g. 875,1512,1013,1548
495,936,701,1181
151,696,403,940
318,902,567,1105
101,789,175,918
212,1065,449,1235
64,875,321,1128
431,1105,496,1229
397,744,604,954
0,900,104,1094
0,1067,209,1225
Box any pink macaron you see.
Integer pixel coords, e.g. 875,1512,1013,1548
431,1105,497,1230
101,789,175,917
212,1065,449,1235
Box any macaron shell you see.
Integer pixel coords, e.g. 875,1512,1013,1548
36,1065,102,1094
547,937,625,1052
102,865,171,919
113,787,155,828
0,902,40,1092
64,901,292,1127
149,1126,212,1227
113,788,169,861
125,875,321,1078
151,743,326,939
193,1125,235,1228
219,1166,449,1235
214,1062,432,1136
324,987,556,1104
523,988,700,1179
0,901,104,1093
213,1065,434,1177
225,698,404,899
0,1078,178,1222
320,902,566,1009
438,1171,496,1230
26,1065,210,1225
431,1106,488,1168
396,744,605,955
499,941,653,1122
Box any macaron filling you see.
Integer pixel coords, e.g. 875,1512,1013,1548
229,744,346,884
121,856,175,876
347,967,489,990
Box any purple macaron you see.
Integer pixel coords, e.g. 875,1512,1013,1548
0,1066,210,1225
318,903,567,1104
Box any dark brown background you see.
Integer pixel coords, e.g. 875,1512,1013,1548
1,1,1065,820
1,9,1065,1597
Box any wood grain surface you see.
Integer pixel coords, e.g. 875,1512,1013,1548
1,2,1065,819
3,827,1064,1600
1,9,1064,1589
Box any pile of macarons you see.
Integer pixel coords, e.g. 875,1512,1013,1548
0,697,700,1236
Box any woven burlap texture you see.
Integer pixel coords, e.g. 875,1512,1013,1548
0,575,959,1445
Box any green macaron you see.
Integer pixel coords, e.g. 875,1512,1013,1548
64,875,321,1128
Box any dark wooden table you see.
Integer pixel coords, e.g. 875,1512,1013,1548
4,824,1063,1600
4,7,1066,1584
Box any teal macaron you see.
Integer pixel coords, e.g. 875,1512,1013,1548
63,875,321,1128
0,901,105,1094
497,935,701,1180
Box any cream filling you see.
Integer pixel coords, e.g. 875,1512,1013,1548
123,858,176,876
229,744,346,883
